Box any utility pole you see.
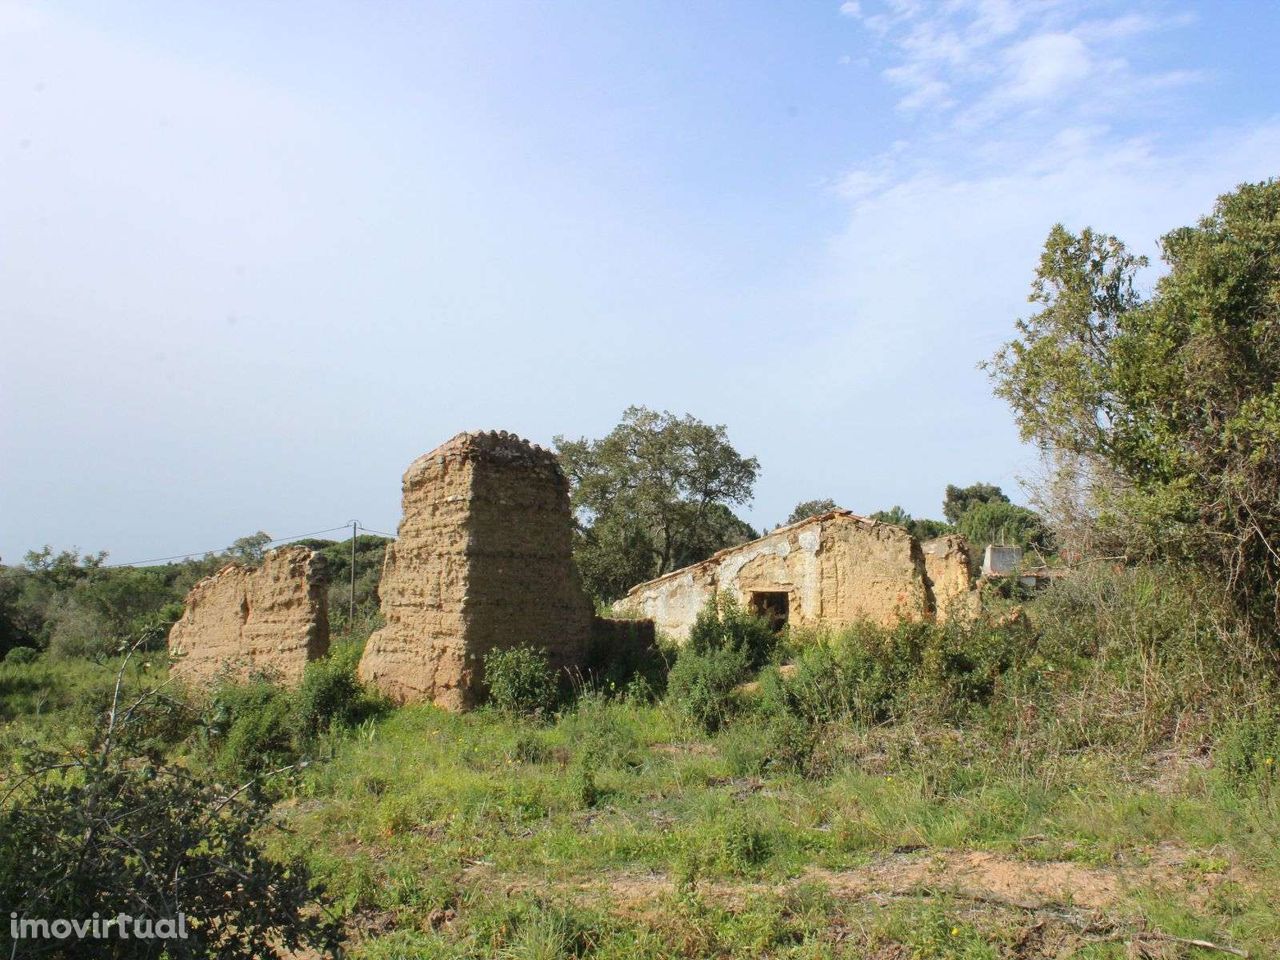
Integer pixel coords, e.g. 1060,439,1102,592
350,520,358,628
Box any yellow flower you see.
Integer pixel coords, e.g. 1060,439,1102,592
1265,757,1275,766
950,926,960,937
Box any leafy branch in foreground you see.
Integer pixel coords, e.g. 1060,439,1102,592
0,641,339,959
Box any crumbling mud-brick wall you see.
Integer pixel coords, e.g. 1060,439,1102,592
617,512,933,642
168,545,329,688
921,534,978,623
358,431,594,710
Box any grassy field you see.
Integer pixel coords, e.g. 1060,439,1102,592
273,693,1280,958
3,566,1280,958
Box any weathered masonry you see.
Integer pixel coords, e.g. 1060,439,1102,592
618,511,962,640
921,534,979,623
168,545,330,688
358,430,597,710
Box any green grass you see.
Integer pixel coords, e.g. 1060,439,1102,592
262,686,1280,958
4,566,1280,958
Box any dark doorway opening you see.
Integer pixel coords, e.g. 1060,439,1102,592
749,591,790,633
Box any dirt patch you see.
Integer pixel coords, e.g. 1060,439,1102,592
573,850,1125,915
650,742,718,758
811,850,1124,910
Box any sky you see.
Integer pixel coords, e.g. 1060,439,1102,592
2,0,1278,563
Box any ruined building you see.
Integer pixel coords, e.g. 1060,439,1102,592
618,512,978,640
168,545,329,688
357,431,597,710
921,534,979,623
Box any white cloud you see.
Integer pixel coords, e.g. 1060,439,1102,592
839,1,862,18
1003,32,1091,102
844,0,1200,125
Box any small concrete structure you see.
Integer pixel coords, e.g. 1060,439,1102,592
981,544,1024,578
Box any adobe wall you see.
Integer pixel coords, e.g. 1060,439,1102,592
167,545,329,688
921,534,979,624
358,431,594,710
618,512,933,641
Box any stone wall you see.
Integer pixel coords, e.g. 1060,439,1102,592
168,545,329,688
617,512,933,641
921,534,978,624
358,431,594,710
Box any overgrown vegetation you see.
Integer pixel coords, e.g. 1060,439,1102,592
0,649,341,959
2,565,1280,956
988,178,1280,624
484,645,561,717
268,565,1278,958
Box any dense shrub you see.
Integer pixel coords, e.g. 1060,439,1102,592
767,617,1030,727
582,617,667,698
1030,564,1276,744
484,645,560,716
666,643,752,732
206,679,296,779
4,645,38,664
686,593,778,670
293,643,382,740
0,683,337,959
719,711,817,776
202,650,384,779
1216,709,1280,789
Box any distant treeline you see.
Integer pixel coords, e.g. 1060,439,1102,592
0,532,391,660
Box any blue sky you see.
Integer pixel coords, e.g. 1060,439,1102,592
2,0,1278,562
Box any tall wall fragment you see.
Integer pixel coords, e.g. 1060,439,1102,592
358,431,594,710
168,545,329,688
921,534,978,623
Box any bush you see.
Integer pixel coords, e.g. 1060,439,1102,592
0,680,337,959
45,598,115,660
719,711,817,777
484,645,560,716
293,644,381,741
769,617,1030,727
1216,709,1280,790
583,617,667,698
4,646,38,665
687,593,778,670
205,680,297,779
666,643,752,732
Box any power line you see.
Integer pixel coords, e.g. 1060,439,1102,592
101,524,358,568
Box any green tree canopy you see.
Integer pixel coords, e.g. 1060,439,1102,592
556,407,759,603
227,531,273,565
786,498,840,524
942,483,1010,525
987,179,1280,621
869,506,953,543
957,501,1051,553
